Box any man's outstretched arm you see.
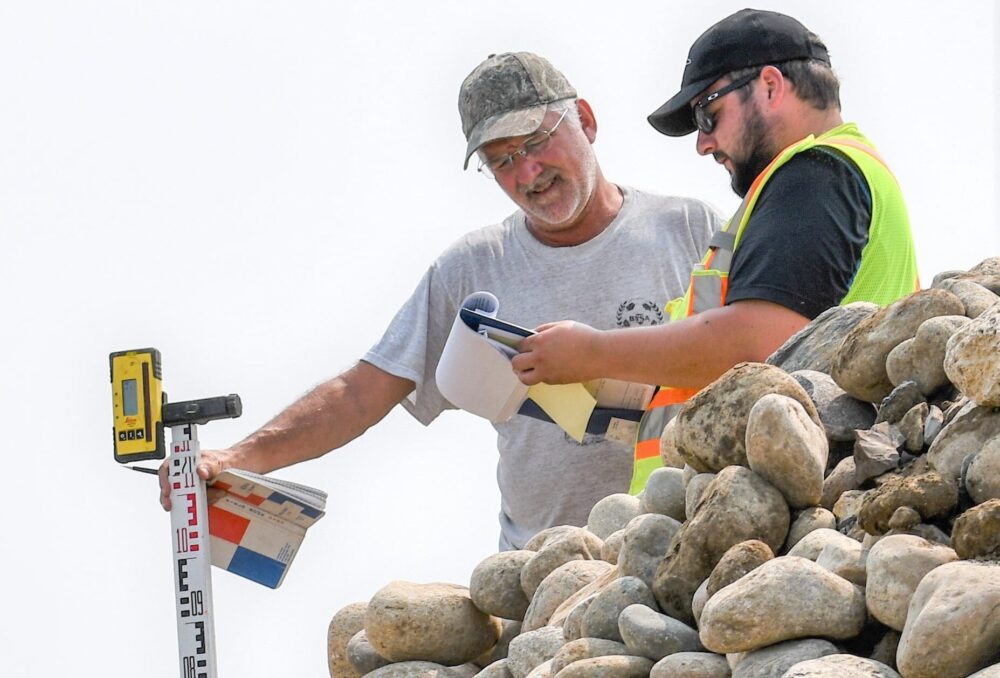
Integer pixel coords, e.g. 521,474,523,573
159,360,414,509
511,299,809,390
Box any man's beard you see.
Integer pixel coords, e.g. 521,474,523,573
729,103,777,198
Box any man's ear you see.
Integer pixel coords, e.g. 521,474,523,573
758,65,787,111
576,98,598,143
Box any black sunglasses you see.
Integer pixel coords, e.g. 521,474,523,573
692,69,762,134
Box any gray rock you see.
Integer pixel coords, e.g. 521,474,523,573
617,513,682,589
897,403,928,452
522,560,613,632
691,578,710,627
831,289,965,402
686,473,717,520
328,601,367,678
944,305,1000,406
786,528,860,562
708,540,774,596
856,470,958,535
832,490,868,527
652,652,732,677
580,576,656,642
618,603,703,660
586,494,642,541
885,316,970,395
521,528,604,598
746,393,828,509
781,654,901,677
865,533,957,631
935,276,1000,318
475,619,522,668
364,661,463,678
549,638,632,675
365,581,502,665
507,626,566,678
471,550,534,620
347,630,391,676
525,659,554,678
952,499,1000,559
653,466,790,625
923,405,945,446
659,416,685,469
887,506,922,530
897,561,1000,678
732,638,838,678
599,529,625,565
477,659,516,678
874,381,925,425
792,370,876,443
927,405,1000,480
783,508,837,553
551,655,654,677
641,466,687,520
814,534,866,586
674,362,823,472
699,557,866,654
561,594,597,642
965,436,1000,504
853,423,903,483
767,302,879,374
821,456,860,510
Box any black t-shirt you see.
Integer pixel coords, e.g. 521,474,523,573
725,147,873,320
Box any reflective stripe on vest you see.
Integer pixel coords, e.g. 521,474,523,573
626,123,919,495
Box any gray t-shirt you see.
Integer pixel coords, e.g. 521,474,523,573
364,186,721,549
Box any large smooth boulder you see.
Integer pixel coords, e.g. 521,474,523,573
943,304,1000,406
698,556,866,654
864,534,957,631
640,466,687,521
520,528,604,598
586,494,642,540
471,550,534,620
522,560,612,632
365,581,502,665
653,466,790,625
897,561,1000,678
707,540,774,596
831,289,964,402
673,363,822,472
745,394,828,509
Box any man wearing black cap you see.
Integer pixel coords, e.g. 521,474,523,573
159,52,721,549
512,9,919,492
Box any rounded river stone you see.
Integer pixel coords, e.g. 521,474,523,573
732,638,838,678
580,576,656,642
328,601,367,678
651,651,731,677
782,654,901,677
617,513,682,589
522,560,612,632
865,533,957,631
471,550,534,620
618,603,702,661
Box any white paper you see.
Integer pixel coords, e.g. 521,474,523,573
436,292,530,423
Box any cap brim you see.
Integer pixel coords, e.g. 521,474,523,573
647,75,718,137
463,104,547,169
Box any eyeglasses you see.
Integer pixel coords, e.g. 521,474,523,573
477,108,570,179
692,69,761,135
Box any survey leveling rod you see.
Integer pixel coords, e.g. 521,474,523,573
110,349,241,677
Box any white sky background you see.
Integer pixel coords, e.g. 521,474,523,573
0,1,996,676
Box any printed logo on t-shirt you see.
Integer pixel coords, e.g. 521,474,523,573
616,298,663,327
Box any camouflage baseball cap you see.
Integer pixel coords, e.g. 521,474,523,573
459,52,577,169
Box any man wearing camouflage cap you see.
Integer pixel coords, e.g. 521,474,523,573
160,52,721,549
512,10,919,493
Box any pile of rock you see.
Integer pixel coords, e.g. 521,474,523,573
328,257,1000,678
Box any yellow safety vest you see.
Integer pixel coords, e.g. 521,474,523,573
629,123,919,494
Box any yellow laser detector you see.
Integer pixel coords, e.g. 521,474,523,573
110,348,165,463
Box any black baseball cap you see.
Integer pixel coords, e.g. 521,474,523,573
648,9,831,137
